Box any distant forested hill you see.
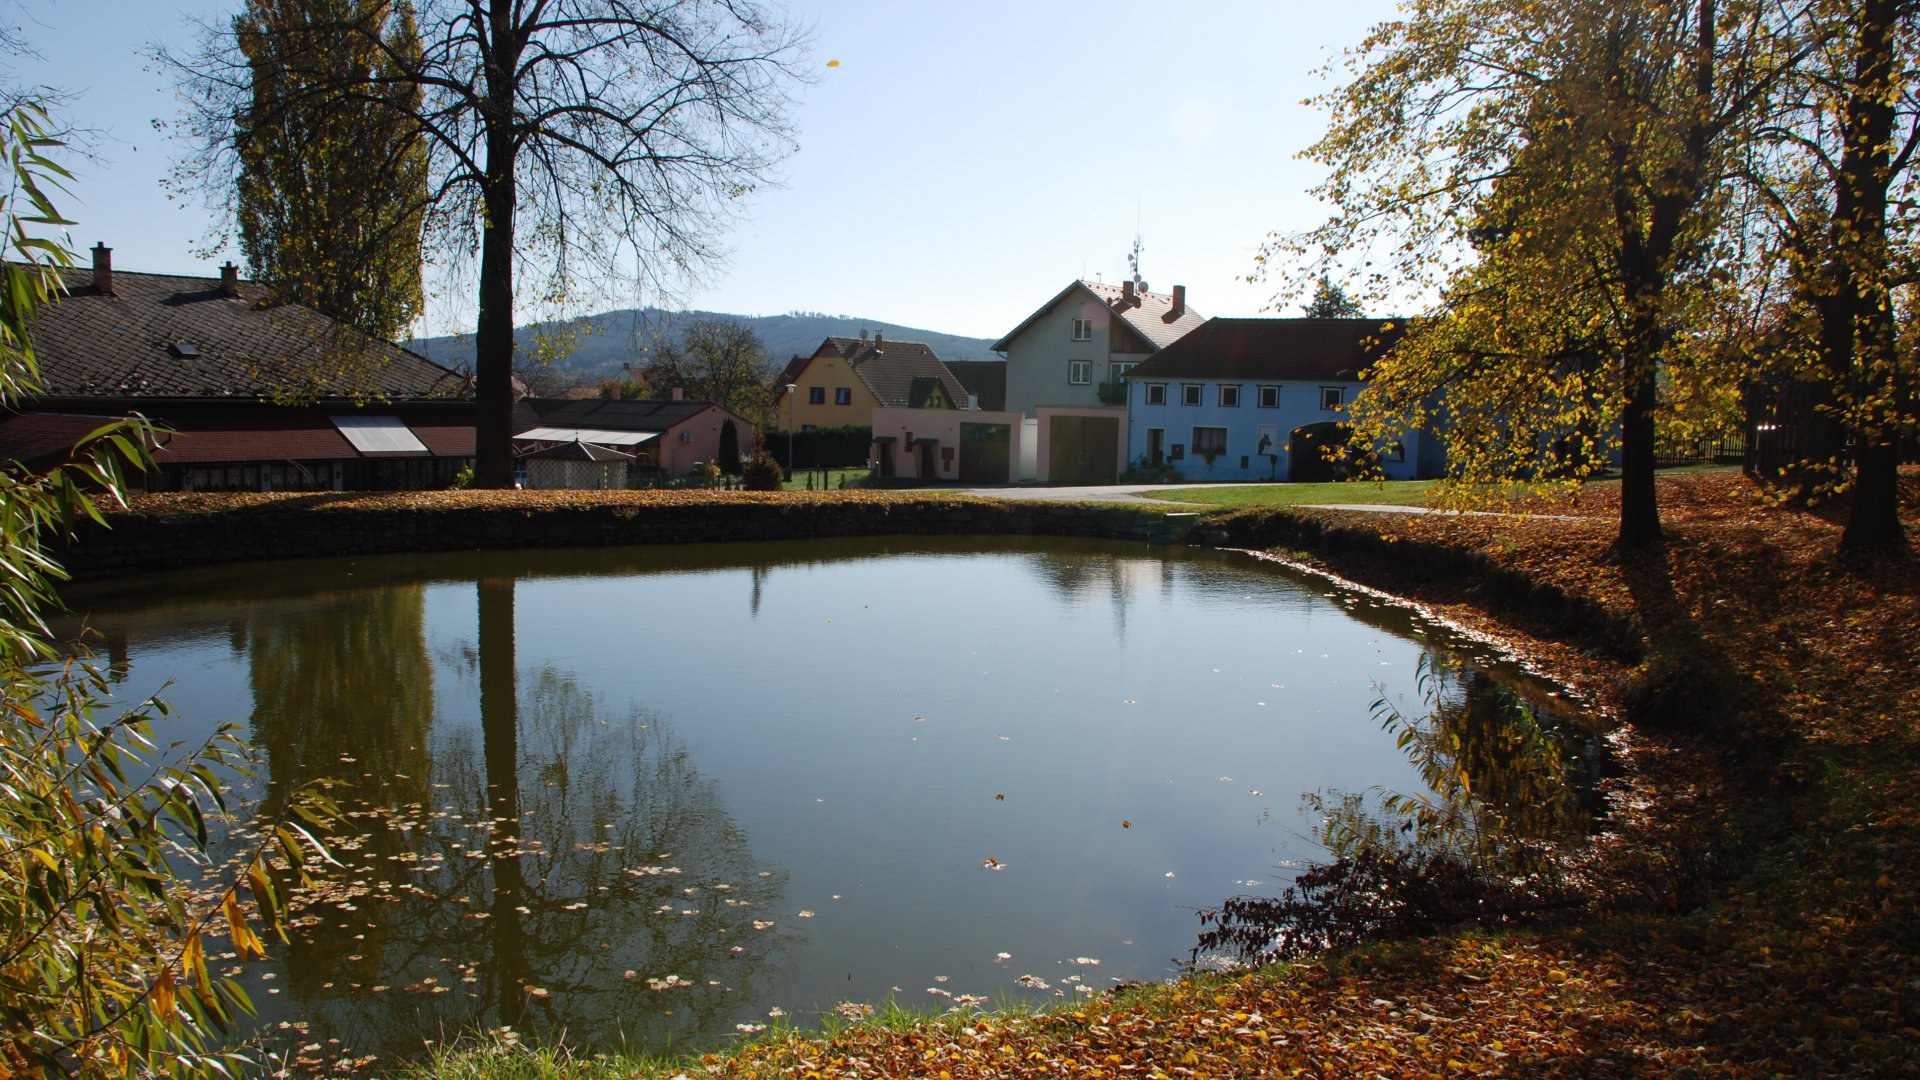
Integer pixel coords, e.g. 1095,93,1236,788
409,308,1001,384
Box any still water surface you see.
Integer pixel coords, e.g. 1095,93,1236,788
55,536,1596,1067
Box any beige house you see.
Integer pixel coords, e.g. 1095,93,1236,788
867,406,1028,484
774,334,970,432
992,279,1205,483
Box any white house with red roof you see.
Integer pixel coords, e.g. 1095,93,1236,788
991,278,1205,483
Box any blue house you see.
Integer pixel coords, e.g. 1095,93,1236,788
1122,318,1443,482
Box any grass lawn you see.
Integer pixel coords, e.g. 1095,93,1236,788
1142,478,1437,509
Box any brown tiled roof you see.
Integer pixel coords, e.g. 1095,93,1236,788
523,396,724,431
817,336,969,409
1124,318,1403,382
989,280,1206,354
944,360,1006,411
27,266,470,401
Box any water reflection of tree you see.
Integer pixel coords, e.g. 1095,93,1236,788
248,577,791,1065
1196,652,1607,966
1314,652,1608,871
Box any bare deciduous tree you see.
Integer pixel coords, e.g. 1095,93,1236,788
166,0,807,485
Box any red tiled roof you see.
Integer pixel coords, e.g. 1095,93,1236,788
990,280,1206,354
1,402,475,469
1124,318,1403,382
0,410,126,470
1077,280,1206,350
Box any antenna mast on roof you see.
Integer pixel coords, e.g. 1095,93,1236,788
1127,234,1147,295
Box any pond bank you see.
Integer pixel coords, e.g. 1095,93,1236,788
59,476,1920,1078
57,491,1199,577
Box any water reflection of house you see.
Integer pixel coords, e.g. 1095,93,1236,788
512,394,757,483
0,246,478,492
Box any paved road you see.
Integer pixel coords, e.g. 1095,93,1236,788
957,484,1201,504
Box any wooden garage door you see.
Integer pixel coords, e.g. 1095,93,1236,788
1048,415,1119,485
959,422,1012,484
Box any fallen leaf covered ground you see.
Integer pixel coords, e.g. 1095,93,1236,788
111,473,1920,1077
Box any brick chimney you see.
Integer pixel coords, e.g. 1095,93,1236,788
1120,279,1135,306
91,243,113,296
670,386,684,401
1164,284,1186,322
219,262,241,298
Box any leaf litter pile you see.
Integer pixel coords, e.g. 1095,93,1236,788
116,476,1920,1077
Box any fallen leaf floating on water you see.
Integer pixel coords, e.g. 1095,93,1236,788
1122,820,1132,828
994,793,1005,801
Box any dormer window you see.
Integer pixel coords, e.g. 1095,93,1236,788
1070,318,1093,342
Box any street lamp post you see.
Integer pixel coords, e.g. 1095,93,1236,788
783,384,797,483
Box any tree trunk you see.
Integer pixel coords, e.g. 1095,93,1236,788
472,1,522,489
1838,0,1909,553
1618,356,1663,548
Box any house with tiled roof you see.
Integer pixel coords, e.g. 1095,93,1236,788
773,333,970,433
991,278,1205,483
0,245,478,492
513,393,757,479
1122,317,1444,483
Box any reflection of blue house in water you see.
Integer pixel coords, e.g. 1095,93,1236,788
1122,317,1444,482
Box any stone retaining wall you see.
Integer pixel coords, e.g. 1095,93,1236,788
55,497,1204,578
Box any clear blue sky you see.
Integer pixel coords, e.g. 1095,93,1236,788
14,0,1401,342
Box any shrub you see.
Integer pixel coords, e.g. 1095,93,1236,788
0,105,333,1078
741,452,785,491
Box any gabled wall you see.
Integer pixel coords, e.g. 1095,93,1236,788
1001,289,1148,417
777,350,883,430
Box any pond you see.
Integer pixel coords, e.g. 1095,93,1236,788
53,536,1607,1070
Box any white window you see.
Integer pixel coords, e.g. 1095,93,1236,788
1258,385,1280,408
1181,384,1202,406
1145,383,1167,405
1321,386,1345,410
1192,427,1228,460
1218,385,1241,408
1111,362,1135,380
1069,360,1091,384
1071,318,1093,341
